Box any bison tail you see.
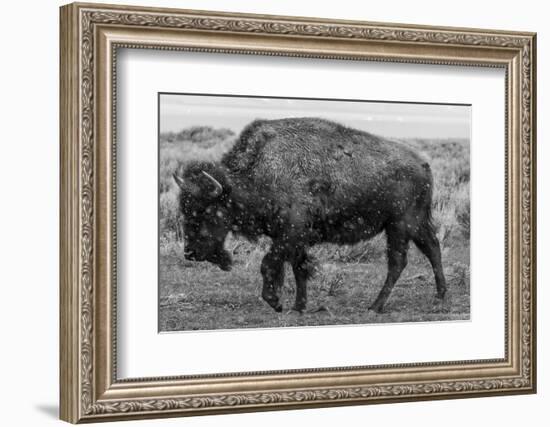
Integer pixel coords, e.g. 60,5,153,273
420,162,436,228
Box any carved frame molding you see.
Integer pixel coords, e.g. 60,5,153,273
60,2,536,423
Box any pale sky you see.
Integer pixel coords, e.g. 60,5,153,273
160,93,471,140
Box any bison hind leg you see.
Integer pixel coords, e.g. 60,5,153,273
412,220,447,299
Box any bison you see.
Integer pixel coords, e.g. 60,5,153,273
173,117,446,313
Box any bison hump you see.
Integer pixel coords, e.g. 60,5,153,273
222,120,275,175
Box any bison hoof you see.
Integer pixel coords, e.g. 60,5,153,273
368,303,384,314
262,291,282,312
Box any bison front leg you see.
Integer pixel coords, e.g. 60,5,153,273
260,247,285,312
291,248,313,313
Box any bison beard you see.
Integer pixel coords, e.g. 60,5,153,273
174,117,447,313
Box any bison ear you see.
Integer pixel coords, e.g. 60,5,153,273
173,173,200,195
201,171,224,198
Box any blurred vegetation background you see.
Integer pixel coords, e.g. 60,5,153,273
158,125,470,331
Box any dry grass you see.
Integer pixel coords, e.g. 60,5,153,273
158,127,470,331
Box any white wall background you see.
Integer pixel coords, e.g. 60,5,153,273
0,0,545,425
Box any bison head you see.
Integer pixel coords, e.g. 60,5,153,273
173,163,233,271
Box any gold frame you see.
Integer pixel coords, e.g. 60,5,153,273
60,2,537,423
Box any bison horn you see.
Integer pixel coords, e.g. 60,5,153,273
202,171,223,197
173,173,200,195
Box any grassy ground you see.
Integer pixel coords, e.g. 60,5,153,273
158,125,470,332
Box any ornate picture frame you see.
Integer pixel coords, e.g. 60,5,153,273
60,2,536,423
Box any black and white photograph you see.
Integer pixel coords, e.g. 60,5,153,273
158,93,471,332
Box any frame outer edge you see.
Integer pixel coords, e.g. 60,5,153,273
60,3,81,424
60,2,537,422
69,1,536,37
529,33,537,393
